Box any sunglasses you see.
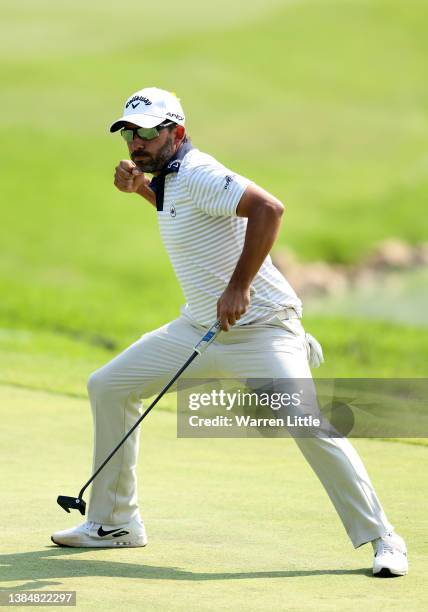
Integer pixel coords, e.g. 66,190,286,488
120,122,175,143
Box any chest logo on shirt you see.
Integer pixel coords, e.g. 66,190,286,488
167,160,180,171
170,204,176,217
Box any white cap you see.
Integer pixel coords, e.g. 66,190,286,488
110,87,185,132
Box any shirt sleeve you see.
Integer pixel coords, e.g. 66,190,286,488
185,159,252,217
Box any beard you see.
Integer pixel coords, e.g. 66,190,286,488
131,137,175,173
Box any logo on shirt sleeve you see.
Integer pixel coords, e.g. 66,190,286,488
170,204,176,217
224,175,235,190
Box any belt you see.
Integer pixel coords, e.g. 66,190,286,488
242,307,300,326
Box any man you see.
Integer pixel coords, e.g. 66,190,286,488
51,87,408,577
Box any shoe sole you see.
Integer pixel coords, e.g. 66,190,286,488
373,567,408,577
51,536,147,548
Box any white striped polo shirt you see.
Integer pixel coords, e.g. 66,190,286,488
158,147,302,326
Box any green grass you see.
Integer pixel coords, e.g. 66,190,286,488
0,384,426,611
1,317,427,404
1,0,428,340
307,268,428,328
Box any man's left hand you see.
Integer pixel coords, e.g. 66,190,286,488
217,285,251,331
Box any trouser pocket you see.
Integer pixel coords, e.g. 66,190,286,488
271,317,325,367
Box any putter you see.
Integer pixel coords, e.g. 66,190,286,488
57,319,222,515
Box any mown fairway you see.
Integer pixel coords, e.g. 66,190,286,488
0,385,426,611
1,0,427,609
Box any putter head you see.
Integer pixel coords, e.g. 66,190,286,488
57,495,86,515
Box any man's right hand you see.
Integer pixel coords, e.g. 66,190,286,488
114,160,150,193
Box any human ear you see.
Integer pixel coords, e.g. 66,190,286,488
175,125,185,141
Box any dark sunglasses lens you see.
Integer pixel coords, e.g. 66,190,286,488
120,127,160,142
120,129,134,143
137,127,159,140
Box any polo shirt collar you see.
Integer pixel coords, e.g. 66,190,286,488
149,139,194,211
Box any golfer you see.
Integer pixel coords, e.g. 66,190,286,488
51,88,407,577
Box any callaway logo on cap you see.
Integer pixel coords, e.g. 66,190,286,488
109,87,185,132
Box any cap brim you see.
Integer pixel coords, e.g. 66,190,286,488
110,113,165,132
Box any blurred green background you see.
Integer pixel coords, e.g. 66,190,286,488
1,0,427,389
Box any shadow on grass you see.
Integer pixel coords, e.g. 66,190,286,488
0,547,371,590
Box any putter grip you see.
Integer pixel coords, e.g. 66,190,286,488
194,320,222,354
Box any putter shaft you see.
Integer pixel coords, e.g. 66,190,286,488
58,320,222,514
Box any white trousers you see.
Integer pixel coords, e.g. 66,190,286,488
86,312,393,547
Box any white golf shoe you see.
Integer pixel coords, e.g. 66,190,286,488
372,531,408,576
51,516,147,548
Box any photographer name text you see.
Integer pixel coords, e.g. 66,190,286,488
188,415,320,428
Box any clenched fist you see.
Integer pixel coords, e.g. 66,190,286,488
114,160,150,194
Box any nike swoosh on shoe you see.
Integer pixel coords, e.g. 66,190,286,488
97,526,124,537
